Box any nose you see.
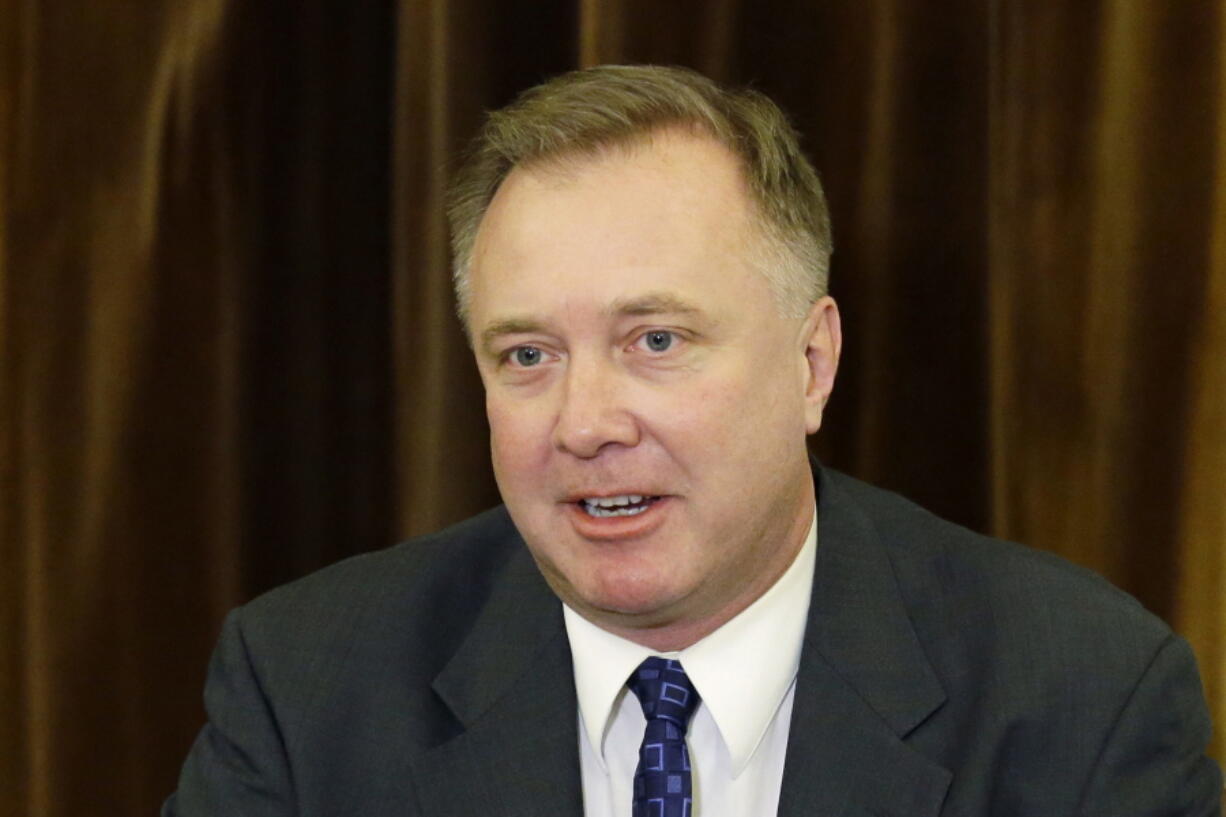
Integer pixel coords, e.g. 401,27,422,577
552,355,641,458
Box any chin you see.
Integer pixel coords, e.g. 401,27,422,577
522,515,695,619
576,565,691,621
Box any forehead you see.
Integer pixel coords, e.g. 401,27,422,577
468,131,766,326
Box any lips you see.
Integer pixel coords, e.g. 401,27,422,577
565,494,672,540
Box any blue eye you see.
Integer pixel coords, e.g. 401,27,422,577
512,346,543,367
644,331,673,352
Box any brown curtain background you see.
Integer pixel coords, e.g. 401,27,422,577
2,1,1223,814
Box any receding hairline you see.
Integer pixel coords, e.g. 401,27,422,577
473,123,764,251
495,119,734,182
468,124,785,313
447,64,834,329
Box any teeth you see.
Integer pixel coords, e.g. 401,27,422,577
580,495,656,518
585,494,644,508
584,503,650,518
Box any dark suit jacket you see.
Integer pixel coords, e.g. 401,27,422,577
165,466,1222,816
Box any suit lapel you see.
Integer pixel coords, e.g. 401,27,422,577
407,544,583,817
778,467,952,817
407,466,953,817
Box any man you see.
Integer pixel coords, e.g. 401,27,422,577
165,65,1222,815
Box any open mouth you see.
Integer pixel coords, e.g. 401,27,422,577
578,494,662,518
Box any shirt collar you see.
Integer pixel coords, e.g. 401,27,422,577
563,509,817,776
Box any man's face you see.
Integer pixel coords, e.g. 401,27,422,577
467,130,840,648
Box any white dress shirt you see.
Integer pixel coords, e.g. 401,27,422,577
563,512,817,817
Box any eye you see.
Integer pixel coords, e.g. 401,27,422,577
509,346,544,367
641,330,675,353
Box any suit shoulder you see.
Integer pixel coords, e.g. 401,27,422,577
822,469,1219,810
824,469,1173,658
230,505,524,672
249,505,516,608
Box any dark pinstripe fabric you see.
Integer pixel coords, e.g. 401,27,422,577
164,465,1222,816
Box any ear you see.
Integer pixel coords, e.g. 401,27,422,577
801,296,842,435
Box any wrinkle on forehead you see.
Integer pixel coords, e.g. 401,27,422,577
468,129,769,336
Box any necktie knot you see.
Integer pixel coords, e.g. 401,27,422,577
627,657,701,817
628,657,702,727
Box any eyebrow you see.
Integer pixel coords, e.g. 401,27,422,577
480,318,545,356
478,291,709,356
606,292,704,318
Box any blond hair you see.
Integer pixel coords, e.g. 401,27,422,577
446,64,832,326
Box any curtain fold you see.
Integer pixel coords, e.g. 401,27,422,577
1,3,244,814
3,2,1223,814
988,0,1226,741
1184,0,1226,751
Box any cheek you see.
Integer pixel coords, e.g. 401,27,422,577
642,381,753,477
670,362,805,463
486,397,549,483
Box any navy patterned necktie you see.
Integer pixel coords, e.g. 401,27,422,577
627,657,702,817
